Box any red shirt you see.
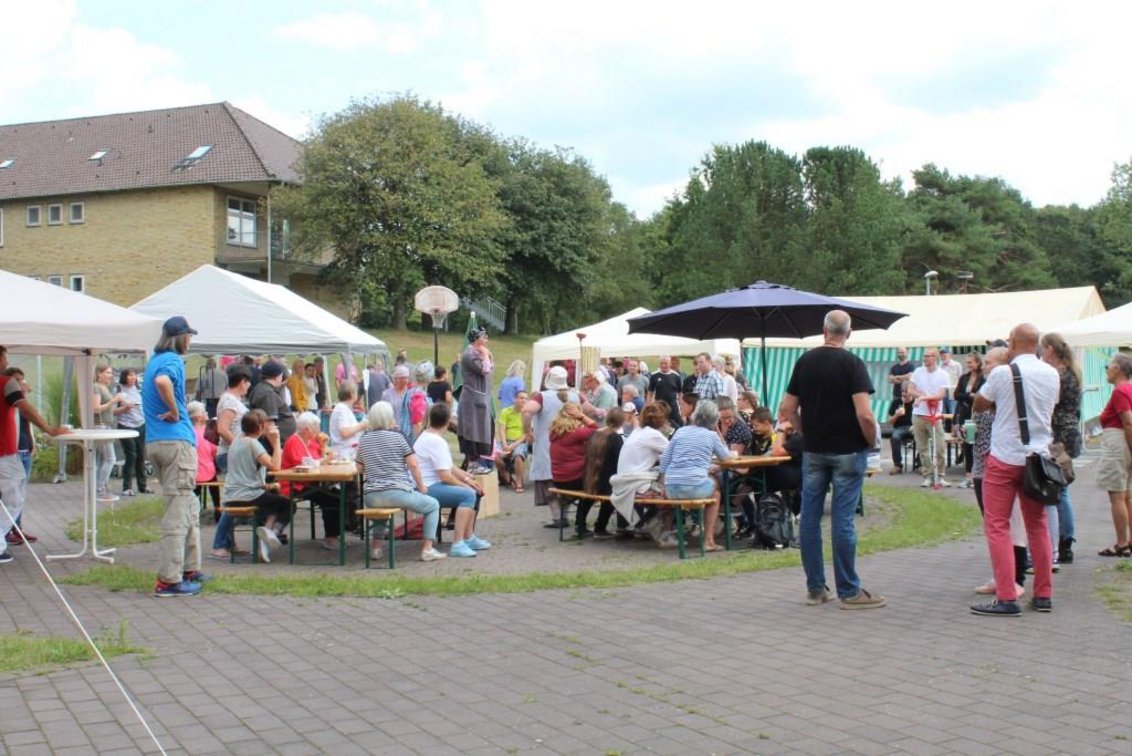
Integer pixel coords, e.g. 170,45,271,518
279,433,321,496
550,425,596,483
1,376,25,457
1100,383,1132,429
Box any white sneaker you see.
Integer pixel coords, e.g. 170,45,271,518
657,532,679,549
370,547,383,561
920,478,931,488
420,547,447,562
938,479,952,488
97,490,120,502
256,527,273,563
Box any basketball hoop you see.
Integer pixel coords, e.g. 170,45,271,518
414,285,460,366
414,286,459,330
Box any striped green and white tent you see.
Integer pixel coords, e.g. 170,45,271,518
741,286,1112,420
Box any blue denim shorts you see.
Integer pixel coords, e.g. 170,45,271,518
665,480,716,500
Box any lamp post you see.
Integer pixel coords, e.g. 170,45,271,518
923,269,939,296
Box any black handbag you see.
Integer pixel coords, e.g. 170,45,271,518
1010,364,1067,505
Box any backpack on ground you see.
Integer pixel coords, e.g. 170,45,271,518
752,492,795,550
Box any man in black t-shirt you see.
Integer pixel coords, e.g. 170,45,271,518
887,347,915,408
647,355,684,427
779,310,885,610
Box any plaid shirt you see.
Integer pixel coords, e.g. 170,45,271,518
694,370,725,400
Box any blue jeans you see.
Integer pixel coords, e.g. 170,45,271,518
427,483,476,509
364,489,440,541
1055,484,1074,541
16,450,31,526
800,450,867,598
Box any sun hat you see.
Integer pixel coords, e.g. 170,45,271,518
544,366,569,391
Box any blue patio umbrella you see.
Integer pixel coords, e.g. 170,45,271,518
626,281,907,405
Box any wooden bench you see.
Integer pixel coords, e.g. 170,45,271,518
356,507,400,569
216,504,259,564
197,480,223,517
548,488,714,559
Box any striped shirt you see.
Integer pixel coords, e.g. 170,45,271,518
660,425,730,487
358,429,414,492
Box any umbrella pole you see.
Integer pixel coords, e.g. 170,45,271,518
760,329,769,409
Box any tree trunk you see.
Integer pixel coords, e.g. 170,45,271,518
505,300,521,334
392,298,408,331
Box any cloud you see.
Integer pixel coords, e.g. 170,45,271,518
274,11,418,53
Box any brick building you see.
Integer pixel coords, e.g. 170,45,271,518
0,102,334,308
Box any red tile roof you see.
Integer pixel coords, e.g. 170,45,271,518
0,102,302,201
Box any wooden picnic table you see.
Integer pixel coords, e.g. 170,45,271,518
716,454,789,550
272,463,359,566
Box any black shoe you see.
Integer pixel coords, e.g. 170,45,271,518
574,528,593,539
1029,597,1052,613
592,529,613,540
277,533,288,546
970,600,1021,617
1058,538,1075,564
543,519,568,529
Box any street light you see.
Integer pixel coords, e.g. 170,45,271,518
923,269,939,296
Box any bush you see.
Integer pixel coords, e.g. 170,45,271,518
30,444,82,483
41,368,81,427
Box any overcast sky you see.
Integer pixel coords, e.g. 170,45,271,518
4,0,1130,218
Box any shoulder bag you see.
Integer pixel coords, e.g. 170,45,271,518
1010,364,1067,505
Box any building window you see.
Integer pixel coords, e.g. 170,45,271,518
70,275,85,293
0,209,4,246
27,205,42,226
227,197,257,247
70,202,85,224
47,275,63,286
47,204,63,225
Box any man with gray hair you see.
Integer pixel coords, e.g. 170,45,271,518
779,310,884,609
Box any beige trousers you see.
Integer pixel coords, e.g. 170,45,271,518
913,415,946,478
147,441,200,584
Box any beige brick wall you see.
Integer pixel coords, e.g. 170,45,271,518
0,185,227,306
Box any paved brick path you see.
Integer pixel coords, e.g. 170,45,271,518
1,458,1130,754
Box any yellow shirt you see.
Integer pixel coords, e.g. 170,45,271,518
499,406,524,443
287,373,309,411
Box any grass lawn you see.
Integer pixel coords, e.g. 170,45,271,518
64,497,164,547
370,327,537,396
61,484,982,599
1096,559,1132,622
0,622,146,677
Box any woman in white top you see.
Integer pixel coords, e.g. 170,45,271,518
412,403,489,558
92,364,127,502
216,366,252,474
115,367,148,496
329,381,368,460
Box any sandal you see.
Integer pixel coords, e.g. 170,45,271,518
514,485,525,494
705,544,724,552
1098,544,1132,557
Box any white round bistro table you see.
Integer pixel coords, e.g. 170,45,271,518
46,428,139,564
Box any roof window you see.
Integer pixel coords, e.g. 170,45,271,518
0,159,13,169
173,144,212,171
89,150,108,161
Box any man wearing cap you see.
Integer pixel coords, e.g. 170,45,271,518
144,317,205,597
249,360,296,448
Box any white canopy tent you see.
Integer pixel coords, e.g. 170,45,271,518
0,268,163,425
1054,301,1132,348
131,265,387,355
748,286,1105,349
531,308,741,390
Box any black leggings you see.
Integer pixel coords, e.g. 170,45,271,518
118,424,147,491
251,491,292,527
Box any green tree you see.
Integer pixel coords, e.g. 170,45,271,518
802,146,907,294
494,143,617,334
902,165,1054,294
273,95,508,329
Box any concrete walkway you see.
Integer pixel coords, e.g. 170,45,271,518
1,459,1130,754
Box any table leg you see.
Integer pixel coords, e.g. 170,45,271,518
722,469,733,551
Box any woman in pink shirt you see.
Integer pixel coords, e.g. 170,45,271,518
189,401,219,521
